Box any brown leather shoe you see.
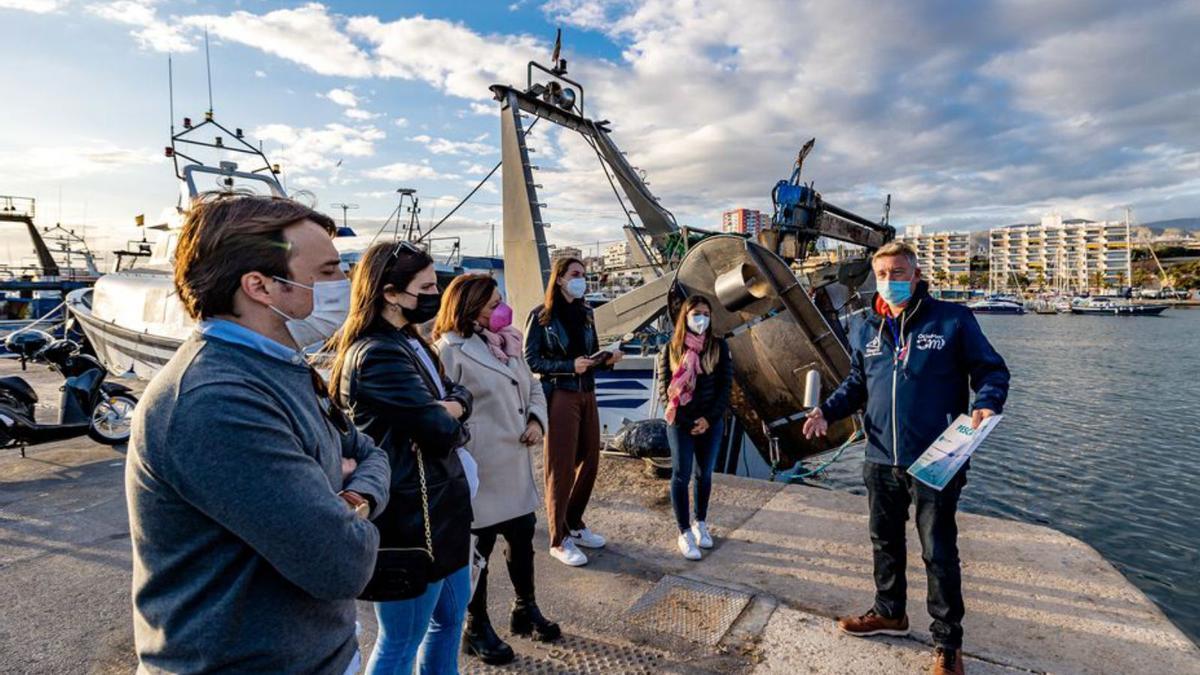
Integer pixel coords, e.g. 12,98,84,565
836,609,910,637
932,646,965,675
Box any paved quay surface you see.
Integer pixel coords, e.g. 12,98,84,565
1,359,1196,673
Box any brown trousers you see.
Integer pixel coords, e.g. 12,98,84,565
543,389,601,546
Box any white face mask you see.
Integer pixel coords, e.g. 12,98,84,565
565,277,587,300
687,313,710,334
269,277,351,350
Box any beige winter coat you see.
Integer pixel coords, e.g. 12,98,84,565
435,331,548,529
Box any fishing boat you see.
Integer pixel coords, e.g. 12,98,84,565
1069,297,1168,316
0,196,100,348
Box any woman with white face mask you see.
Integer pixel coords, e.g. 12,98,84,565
522,256,623,567
655,295,732,561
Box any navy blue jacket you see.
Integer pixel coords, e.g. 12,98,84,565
820,282,1010,467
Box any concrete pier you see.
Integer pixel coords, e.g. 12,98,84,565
1,360,1196,673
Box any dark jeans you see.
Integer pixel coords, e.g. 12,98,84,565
863,461,967,649
467,512,537,618
666,417,725,533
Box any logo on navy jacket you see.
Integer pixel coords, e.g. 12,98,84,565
915,332,946,351
864,335,883,357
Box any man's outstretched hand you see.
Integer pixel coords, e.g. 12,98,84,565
803,407,828,439
971,408,996,429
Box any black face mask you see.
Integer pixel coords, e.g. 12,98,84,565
402,291,442,324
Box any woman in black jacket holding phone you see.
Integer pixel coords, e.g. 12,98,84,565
523,256,622,567
656,294,732,561
330,241,474,675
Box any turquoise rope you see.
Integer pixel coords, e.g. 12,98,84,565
773,427,865,483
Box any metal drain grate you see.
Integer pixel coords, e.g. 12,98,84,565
624,575,753,646
462,633,671,674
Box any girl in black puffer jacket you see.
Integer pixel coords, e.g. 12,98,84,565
656,294,732,561
330,241,474,675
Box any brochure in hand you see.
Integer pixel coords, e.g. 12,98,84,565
907,413,1003,491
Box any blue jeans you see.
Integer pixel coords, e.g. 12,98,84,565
366,565,471,675
666,417,724,533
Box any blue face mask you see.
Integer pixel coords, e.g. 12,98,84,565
878,280,913,306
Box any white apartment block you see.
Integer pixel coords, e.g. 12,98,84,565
898,225,971,284
603,241,630,270
549,245,584,261
988,215,1132,290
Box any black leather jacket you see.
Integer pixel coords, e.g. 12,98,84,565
523,304,604,397
338,321,474,586
656,338,733,427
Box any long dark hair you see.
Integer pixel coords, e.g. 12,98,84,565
330,242,435,399
432,274,498,341
668,294,720,373
539,256,585,326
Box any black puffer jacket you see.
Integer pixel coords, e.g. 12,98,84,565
338,321,474,591
656,338,733,427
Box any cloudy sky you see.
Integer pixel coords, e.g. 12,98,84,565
1,0,1198,265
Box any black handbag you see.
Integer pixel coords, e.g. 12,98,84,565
359,448,436,601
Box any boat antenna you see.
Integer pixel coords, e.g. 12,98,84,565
168,54,175,134
204,27,214,116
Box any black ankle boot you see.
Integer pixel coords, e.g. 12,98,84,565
462,613,515,665
510,600,562,642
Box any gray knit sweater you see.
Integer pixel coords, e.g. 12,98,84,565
126,334,390,674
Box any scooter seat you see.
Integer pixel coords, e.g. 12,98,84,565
0,376,38,404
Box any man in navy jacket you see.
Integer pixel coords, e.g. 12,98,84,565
804,241,1009,675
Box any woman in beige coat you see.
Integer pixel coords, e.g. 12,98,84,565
433,274,561,666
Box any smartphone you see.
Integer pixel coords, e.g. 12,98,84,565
587,349,614,363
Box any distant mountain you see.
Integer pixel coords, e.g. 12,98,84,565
1142,218,1200,233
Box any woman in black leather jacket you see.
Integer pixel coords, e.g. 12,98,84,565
330,241,474,675
523,256,622,568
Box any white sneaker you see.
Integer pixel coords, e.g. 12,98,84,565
677,531,702,560
569,527,606,549
692,521,713,549
549,539,588,567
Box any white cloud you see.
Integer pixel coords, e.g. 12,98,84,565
254,69,267,78
255,122,385,177
409,134,494,156
393,117,409,128
184,3,373,77
323,87,359,108
0,142,163,182
363,161,456,182
345,108,380,120
87,0,194,53
345,14,541,100
468,102,494,116
0,0,65,13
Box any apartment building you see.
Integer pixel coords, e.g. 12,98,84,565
898,225,971,284
988,215,1132,290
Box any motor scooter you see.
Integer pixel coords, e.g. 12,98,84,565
0,330,138,457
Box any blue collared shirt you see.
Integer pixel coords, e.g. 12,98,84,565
197,319,306,366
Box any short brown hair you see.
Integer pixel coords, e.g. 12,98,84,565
173,192,336,319
433,274,498,340
872,240,919,268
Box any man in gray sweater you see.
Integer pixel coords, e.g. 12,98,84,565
126,193,390,674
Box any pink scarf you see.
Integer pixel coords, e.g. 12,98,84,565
479,325,524,364
664,332,707,424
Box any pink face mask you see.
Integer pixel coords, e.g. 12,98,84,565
487,302,513,332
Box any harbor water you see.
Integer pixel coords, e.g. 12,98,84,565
767,308,1200,645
